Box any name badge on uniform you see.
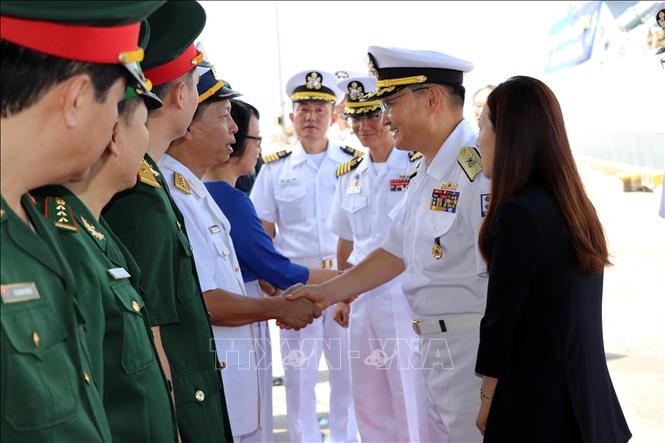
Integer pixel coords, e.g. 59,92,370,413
345,174,361,195
209,224,221,234
279,177,298,186
480,194,491,217
389,178,410,192
107,268,131,280
1,282,40,303
430,184,459,213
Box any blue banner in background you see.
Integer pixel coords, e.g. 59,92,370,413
545,1,601,73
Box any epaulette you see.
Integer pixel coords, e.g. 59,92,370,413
261,149,292,164
340,145,364,158
336,157,364,178
408,151,423,162
457,146,483,182
137,159,161,188
174,172,191,195
44,196,78,232
407,166,419,180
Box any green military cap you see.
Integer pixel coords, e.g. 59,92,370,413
0,1,164,25
142,1,210,86
0,1,165,94
122,19,163,110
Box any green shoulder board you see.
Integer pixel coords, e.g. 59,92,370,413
44,196,78,232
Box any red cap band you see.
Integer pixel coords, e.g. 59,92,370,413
143,44,199,86
0,15,140,64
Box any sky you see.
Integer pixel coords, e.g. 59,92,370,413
197,0,663,167
199,1,572,132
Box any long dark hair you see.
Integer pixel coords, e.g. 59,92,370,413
478,76,610,273
229,99,260,158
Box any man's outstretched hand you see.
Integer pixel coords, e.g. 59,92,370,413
283,283,330,310
275,288,322,330
284,283,357,309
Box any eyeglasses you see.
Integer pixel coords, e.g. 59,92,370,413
348,113,382,127
379,86,429,115
245,135,262,147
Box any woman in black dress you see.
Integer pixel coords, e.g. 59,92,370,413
474,76,631,442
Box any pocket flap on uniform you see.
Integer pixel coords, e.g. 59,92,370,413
110,281,144,315
432,211,456,238
341,195,368,213
176,229,192,257
1,301,67,356
275,185,306,202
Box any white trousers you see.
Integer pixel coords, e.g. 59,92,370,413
348,280,431,442
280,301,357,442
242,280,274,443
420,328,482,443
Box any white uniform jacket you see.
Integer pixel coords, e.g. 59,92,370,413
382,120,491,319
159,154,260,437
327,147,417,268
250,141,359,260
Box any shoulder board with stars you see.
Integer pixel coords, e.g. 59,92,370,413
457,146,483,182
340,145,364,158
261,149,292,164
408,151,423,162
336,157,364,178
174,173,191,195
137,159,161,188
44,196,78,232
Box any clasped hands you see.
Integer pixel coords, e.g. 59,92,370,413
259,281,323,330
274,283,357,330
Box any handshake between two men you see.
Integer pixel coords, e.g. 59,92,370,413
214,248,404,331
281,248,407,322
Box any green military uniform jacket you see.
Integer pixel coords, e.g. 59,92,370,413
34,186,177,443
1,195,112,442
103,155,233,442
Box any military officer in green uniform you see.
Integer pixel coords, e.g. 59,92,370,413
0,1,163,441
103,2,234,441
33,40,179,441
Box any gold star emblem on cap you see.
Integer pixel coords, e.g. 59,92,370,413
306,72,322,90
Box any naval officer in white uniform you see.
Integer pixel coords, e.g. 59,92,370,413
327,75,431,442
251,69,360,442
286,46,491,443
161,57,320,442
